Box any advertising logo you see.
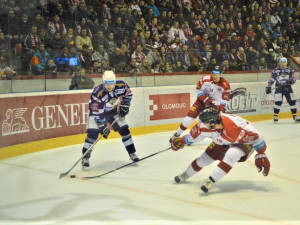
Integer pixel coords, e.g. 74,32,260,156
149,93,190,120
227,88,257,114
2,108,30,136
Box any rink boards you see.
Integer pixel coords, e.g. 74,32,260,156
1,82,299,159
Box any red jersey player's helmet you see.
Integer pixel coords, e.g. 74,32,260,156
211,66,222,75
199,106,222,124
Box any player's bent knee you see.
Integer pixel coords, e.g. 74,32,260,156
87,129,99,140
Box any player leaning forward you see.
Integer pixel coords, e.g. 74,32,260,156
169,66,231,143
265,57,300,123
171,106,270,193
81,71,139,168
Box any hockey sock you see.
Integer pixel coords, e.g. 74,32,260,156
210,161,232,182
82,130,99,158
186,153,215,177
176,116,195,135
119,126,136,154
186,159,203,177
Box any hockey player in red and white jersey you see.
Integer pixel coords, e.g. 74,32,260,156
169,66,231,143
171,106,271,193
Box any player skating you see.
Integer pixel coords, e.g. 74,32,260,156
265,57,300,123
171,106,270,193
169,66,231,143
81,70,139,168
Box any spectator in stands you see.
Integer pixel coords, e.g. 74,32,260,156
187,57,201,72
200,44,212,63
78,44,94,74
0,32,9,54
206,57,217,71
92,44,109,65
166,44,183,67
172,60,184,72
99,60,111,73
45,58,58,75
5,10,19,38
138,58,153,74
132,44,146,66
75,28,93,51
136,17,149,39
257,56,268,71
168,21,180,42
99,18,111,38
64,28,76,48
270,10,281,28
229,59,239,71
0,56,17,79
112,16,128,46
106,33,117,56
271,26,282,39
246,46,258,70
163,61,172,72
181,44,191,69
146,45,161,68
47,14,67,36
76,17,93,39
141,30,153,53
128,58,138,75
110,48,124,69
31,43,50,75
75,2,88,22
48,31,66,59
18,14,31,37
233,12,244,36
90,61,101,74
23,25,40,71
115,59,129,74
262,15,272,35
236,47,247,70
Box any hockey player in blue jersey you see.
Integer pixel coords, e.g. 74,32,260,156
265,57,300,123
81,70,139,168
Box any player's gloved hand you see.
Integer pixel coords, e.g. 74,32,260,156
204,97,213,107
286,79,293,85
265,86,272,94
98,121,110,139
217,105,226,113
119,101,130,117
255,153,270,176
171,137,186,151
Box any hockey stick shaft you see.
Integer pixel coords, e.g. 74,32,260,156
59,119,118,179
83,146,171,179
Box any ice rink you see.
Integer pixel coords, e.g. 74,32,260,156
0,119,300,225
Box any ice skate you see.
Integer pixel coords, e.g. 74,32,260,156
169,132,180,143
201,177,215,193
129,153,140,162
174,172,189,183
293,115,300,123
82,158,90,168
273,115,278,123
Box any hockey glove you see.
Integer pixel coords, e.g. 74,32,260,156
119,101,130,117
286,79,293,85
217,105,226,113
265,86,272,94
171,137,186,151
204,97,213,107
255,153,270,176
98,121,110,139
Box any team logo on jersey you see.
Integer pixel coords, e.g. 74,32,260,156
2,108,30,136
109,98,118,105
280,73,286,78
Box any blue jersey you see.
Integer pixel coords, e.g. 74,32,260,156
268,66,295,87
88,80,133,122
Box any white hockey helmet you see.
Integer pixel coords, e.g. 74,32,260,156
279,57,287,63
102,70,116,85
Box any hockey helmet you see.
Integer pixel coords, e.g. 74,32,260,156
199,106,222,125
211,65,222,75
102,70,116,85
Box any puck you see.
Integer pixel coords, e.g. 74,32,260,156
70,175,76,178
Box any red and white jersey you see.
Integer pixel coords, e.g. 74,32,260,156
184,113,266,152
196,74,231,108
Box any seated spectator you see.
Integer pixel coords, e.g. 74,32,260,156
229,59,239,71
162,62,173,72
0,56,17,79
64,28,76,48
236,47,247,70
0,32,9,54
136,17,149,39
132,44,146,66
78,44,94,74
270,10,281,28
75,28,93,51
90,61,101,74
257,56,268,71
153,63,163,73
168,21,180,42
128,58,139,74
31,43,50,75
141,30,153,53
187,57,201,72
48,31,66,59
47,14,67,36
179,21,193,43
172,61,184,72
69,68,95,90
244,24,257,38
115,60,129,74
271,26,282,39
92,44,109,65
221,59,230,72
99,61,112,73
246,46,258,70
106,33,117,56
138,58,153,73
45,59,58,75
146,45,161,68
206,57,217,71
110,48,123,69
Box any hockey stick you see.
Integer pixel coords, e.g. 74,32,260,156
83,146,172,179
59,118,118,179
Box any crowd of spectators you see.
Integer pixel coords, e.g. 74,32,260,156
0,0,299,76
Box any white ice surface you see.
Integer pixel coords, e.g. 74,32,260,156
0,119,300,225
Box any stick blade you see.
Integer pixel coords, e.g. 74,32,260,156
59,172,68,179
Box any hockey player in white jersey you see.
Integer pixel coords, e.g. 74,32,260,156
169,66,231,143
265,57,300,123
171,106,270,193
